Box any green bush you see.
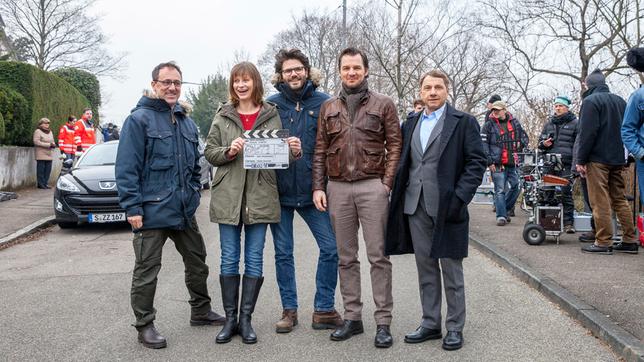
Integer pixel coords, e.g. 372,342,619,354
0,84,29,146
0,61,90,146
52,67,101,120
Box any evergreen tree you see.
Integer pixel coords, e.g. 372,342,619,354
188,74,228,137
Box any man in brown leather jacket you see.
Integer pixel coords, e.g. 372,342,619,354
312,47,402,348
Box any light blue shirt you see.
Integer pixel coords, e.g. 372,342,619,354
419,104,446,149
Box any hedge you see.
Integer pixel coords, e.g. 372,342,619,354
0,61,90,146
0,83,29,146
52,67,101,120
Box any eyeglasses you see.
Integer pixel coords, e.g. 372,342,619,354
281,66,305,75
155,79,183,88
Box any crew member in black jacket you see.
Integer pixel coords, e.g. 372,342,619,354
538,96,578,233
575,69,637,255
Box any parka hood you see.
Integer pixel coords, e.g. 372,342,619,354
135,89,192,115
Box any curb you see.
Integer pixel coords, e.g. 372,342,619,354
0,216,56,250
470,234,644,362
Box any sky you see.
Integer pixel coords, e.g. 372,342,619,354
95,0,342,125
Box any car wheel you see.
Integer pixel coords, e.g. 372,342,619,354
58,221,77,229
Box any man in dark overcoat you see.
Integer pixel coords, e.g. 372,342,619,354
385,69,486,351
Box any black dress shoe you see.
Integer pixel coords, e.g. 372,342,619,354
190,309,226,326
404,326,442,343
612,242,639,254
330,320,364,341
374,325,393,348
581,243,612,255
137,323,167,349
442,331,463,351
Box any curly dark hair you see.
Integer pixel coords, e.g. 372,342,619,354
274,48,311,74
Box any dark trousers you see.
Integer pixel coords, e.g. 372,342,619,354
561,185,574,226
36,160,52,188
408,197,465,332
130,217,211,328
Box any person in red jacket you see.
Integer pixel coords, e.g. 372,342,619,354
74,108,96,152
58,116,77,160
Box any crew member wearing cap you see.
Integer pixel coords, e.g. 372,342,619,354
576,69,636,254
538,96,579,233
481,100,529,226
484,94,502,123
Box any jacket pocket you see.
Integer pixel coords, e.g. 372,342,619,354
326,147,342,177
445,194,466,223
142,188,172,203
324,111,342,135
182,132,199,171
304,110,319,153
146,130,174,157
149,157,174,170
363,147,385,174
211,167,230,188
364,111,383,133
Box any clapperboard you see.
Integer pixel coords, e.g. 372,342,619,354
243,129,290,169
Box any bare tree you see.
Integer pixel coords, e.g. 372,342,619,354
478,0,644,86
0,0,125,77
436,33,514,117
352,0,466,115
259,9,346,95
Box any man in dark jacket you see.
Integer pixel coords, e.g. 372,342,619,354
386,69,486,351
312,47,402,348
576,69,637,254
266,49,341,334
481,100,529,225
538,96,578,233
115,61,224,349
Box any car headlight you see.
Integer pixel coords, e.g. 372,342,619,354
57,177,81,192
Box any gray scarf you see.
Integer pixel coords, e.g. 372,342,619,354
339,80,369,122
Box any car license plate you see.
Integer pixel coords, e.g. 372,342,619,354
88,212,125,223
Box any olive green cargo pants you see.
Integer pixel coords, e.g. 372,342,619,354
130,218,211,327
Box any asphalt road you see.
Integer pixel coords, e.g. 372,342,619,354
0,192,618,361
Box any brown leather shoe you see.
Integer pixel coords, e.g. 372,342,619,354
312,310,343,330
275,309,298,333
137,323,167,349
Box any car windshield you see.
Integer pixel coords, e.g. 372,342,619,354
77,142,119,167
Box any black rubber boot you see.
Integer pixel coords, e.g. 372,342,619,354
215,274,240,344
238,275,264,344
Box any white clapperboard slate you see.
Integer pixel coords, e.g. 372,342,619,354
243,129,290,169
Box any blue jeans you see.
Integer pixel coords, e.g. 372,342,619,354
218,223,267,277
492,166,520,219
270,205,338,312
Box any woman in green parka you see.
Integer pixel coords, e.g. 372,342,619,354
205,62,301,345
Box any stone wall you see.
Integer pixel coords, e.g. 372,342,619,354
0,146,62,190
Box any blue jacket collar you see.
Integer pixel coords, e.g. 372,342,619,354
134,95,186,115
